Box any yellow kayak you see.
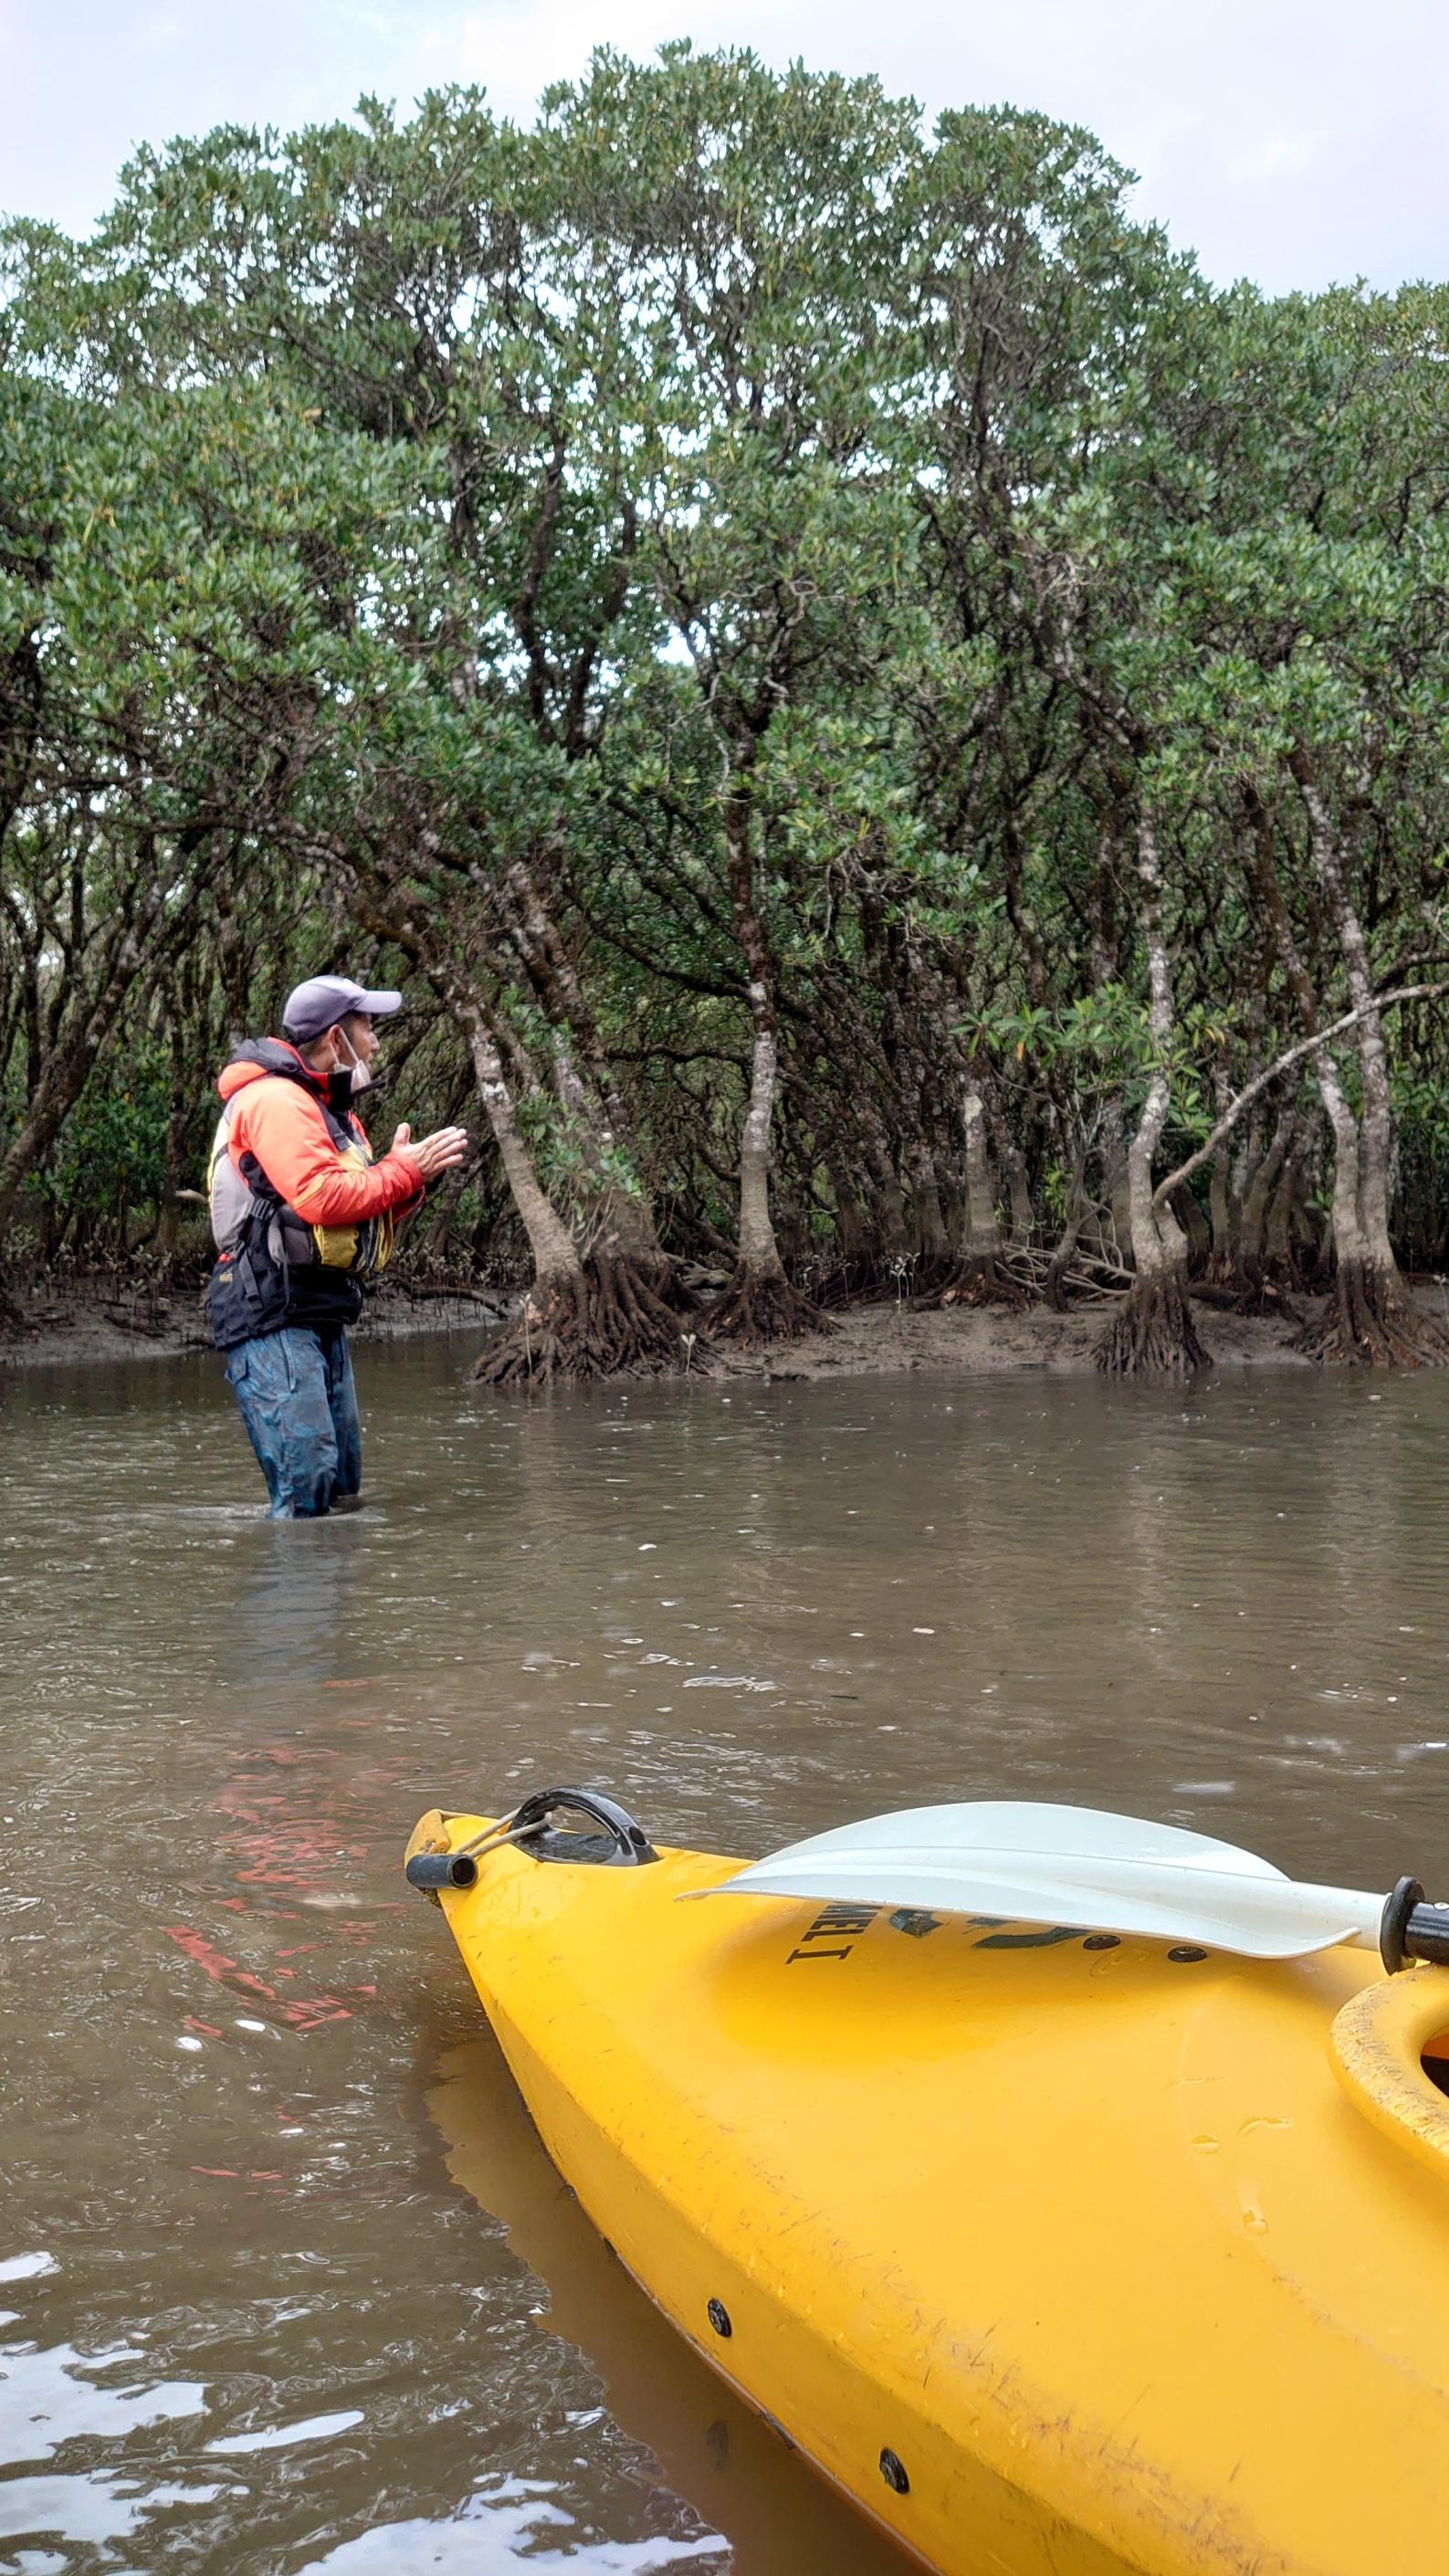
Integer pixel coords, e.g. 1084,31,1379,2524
406,1788,1449,2576
428,2028,911,2575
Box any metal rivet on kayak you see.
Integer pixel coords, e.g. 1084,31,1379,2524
1168,1945,1208,1963
1083,1933,1120,1950
707,2298,732,2339
879,2448,910,2495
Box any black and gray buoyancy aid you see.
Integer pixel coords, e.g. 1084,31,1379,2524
206,1043,397,1350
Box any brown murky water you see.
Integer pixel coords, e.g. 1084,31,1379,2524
3,1334,1449,2574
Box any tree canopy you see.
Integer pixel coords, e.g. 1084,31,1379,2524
4,48,1447,1375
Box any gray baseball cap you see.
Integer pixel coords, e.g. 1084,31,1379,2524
282,974,404,1043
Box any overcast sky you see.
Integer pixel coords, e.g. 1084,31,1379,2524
1,0,1443,294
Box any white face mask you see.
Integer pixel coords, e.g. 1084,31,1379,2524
333,1026,373,1094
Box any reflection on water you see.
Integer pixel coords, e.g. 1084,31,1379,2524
297,2480,723,2574
3,1334,1449,2571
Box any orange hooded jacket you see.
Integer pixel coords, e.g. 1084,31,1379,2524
216,1045,425,1226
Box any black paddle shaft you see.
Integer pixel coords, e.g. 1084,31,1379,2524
1380,1877,1449,1973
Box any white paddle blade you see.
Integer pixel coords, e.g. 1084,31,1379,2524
743,1801,1288,1881
684,1801,1385,1961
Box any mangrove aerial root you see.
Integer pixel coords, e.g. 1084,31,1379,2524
1234,1277,1302,1322
473,1257,709,1390
1094,1273,1212,1379
1295,1262,1449,1370
896,1254,956,1305
926,1253,1030,1311
706,1267,834,1347
1188,1267,1300,1321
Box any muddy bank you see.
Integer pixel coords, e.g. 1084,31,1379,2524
0,1275,1328,1378
0,1277,510,1371
711,1296,1313,1378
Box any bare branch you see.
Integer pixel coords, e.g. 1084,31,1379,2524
1151,983,1449,1212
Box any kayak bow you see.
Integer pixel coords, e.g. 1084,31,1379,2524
408,1786,1449,2576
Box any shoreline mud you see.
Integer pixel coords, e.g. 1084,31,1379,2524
0,1277,1341,1380
712,1297,1315,1380
0,1279,509,1372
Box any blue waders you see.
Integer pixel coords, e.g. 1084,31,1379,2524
224,1326,362,1519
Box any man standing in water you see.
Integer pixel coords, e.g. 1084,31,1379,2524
207,974,469,1519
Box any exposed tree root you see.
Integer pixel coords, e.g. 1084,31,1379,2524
922,1251,1030,1311
813,1261,887,1311
1295,1259,1449,1369
1188,1266,1301,1323
1263,1252,1313,1295
473,1256,708,1389
1233,1271,1302,1322
899,1253,958,1304
1095,1271,1212,1378
706,1265,835,1346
